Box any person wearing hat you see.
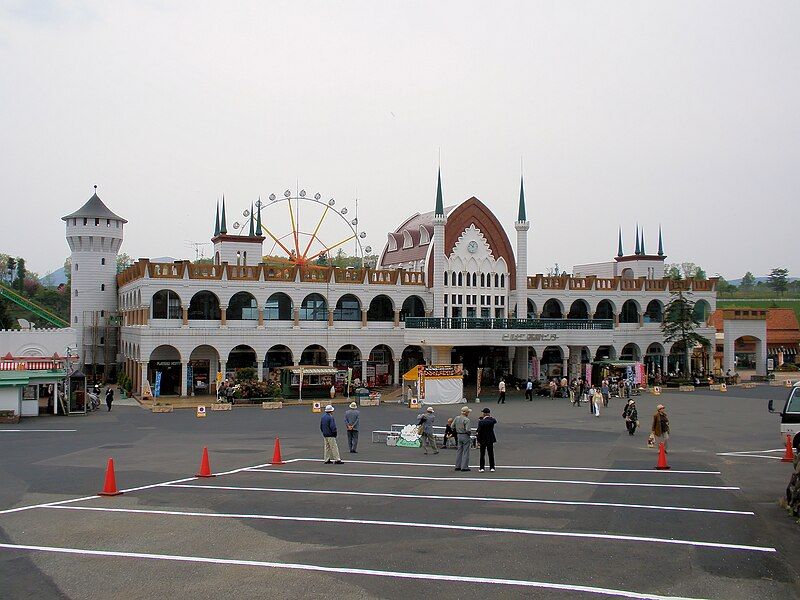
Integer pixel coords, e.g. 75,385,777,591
452,406,473,471
622,399,638,436
344,401,360,454
476,407,497,472
417,406,439,455
320,404,344,464
651,404,670,452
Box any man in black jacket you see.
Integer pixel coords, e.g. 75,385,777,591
476,407,497,472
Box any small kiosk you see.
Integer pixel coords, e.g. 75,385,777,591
276,366,339,399
0,355,69,419
66,368,88,415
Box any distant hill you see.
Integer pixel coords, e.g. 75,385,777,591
727,276,798,285
40,267,67,288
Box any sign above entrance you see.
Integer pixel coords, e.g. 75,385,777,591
500,333,558,342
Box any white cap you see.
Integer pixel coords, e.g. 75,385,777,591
324,404,334,412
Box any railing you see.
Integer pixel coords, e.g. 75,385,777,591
405,317,614,330
0,282,70,328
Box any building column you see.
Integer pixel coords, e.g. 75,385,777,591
561,357,569,379
393,309,400,328
293,307,300,328
257,308,264,328
513,347,529,380
257,361,264,381
722,338,735,375
361,359,369,385
614,314,619,326
220,306,227,327
431,345,453,364
662,353,668,375
220,360,227,382
182,306,188,327
327,308,334,328
180,360,188,397
755,338,767,376
361,308,368,328
638,313,644,327
392,359,400,386
139,361,148,396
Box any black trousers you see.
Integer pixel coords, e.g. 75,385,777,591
626,420,637,435
525,389,532,400
497,392,505,404
106,399,113,412
479,443,495,470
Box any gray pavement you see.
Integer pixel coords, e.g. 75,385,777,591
1,385,799,599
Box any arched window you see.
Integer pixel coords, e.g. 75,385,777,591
228,292,258,320
526,299,537,319
265,293,292,320
188,291,221,320
367,295,394,321
400,296,425,321
300,294,327,321
444,272,448,285
480,273,485,287
644,300,663,323
457,273,463,286
334,294,361,321
620,300,640,324
152,290,181,319
500,274,505,288
693,300,711,323
541,299,563,319
100,284,105,291
594,300,615,320
494,273,499,287
567,300,589,320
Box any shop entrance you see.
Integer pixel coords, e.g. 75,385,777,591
451,346,511,396
148,361,181,396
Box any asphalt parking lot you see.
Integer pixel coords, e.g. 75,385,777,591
1,385,799,599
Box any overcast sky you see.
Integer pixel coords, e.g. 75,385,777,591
1,1,798,279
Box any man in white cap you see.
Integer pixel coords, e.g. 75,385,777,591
452,406,472,471
320,404,343,464
417,406,439,455
344,401,360,453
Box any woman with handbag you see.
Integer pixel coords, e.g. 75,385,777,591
622,400,638,435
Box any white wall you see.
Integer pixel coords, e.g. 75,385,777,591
0,328,77,358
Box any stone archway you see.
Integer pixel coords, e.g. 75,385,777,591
722,309,767,376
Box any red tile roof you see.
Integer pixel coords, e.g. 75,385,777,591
710,307,800,347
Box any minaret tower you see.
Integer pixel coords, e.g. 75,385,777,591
62,186,126,372
514,176,530,319
431,169,447,318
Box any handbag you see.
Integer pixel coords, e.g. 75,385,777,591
647,433,655,448
417,424,425,436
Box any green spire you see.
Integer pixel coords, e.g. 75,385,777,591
657,225,664,256
640,229,646,255
248,202,255,236
434,169,444,216
214,201,220,237
634,224,640,255
517,176,526,221
617,228,623,257
220,196,228,234
255,198,263,236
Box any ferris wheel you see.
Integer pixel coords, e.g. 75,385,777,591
230,188,372,266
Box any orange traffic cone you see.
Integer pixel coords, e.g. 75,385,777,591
271,437,284,465
99,458,122,496
655,442,670,470
196,446,215,477
781,435,795,463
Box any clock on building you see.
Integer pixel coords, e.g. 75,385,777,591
467,240,478,253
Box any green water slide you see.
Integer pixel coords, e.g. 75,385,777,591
0,282,70,328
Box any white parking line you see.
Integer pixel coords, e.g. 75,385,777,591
0,459,296,516
49,505,772,552
0,429,77,433
244,469,740,490
165,483,754,515
0,542,714,599
294,458,721,475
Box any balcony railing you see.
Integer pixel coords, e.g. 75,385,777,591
405,318,614,330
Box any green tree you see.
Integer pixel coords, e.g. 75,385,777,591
665,264,682,280
64,257,72,286
740,272,756,291
716,276,737,293
661,290,709,377
14,258,26,292
768,268,789,293
0,299,12,329
116,253,133,273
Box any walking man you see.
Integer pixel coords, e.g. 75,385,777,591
105,386,114,412
623,400,638,435
497,378,506,404
453,406,472,471
651,404,670,452
601,379,610,408
320,405,344,464
525,378,533,401
477,407,497,472
344,401,360,453
418,406,439,455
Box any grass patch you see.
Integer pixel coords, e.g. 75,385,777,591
717,299,800,321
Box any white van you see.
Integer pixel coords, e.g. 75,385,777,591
770,382,800,450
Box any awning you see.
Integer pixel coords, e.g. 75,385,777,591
287,367,338,375
403,365,420,381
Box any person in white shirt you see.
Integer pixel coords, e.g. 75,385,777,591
497,378,506,404
525,378,533,401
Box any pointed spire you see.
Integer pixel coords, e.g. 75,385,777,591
617,228,623,257
248,202,255,236
640,229,646,255
634,224,640,255
517,176,527,222
220,196,228,234
657,225,664,256
255,198,263,236
434,169,444,216
214,201,220,237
